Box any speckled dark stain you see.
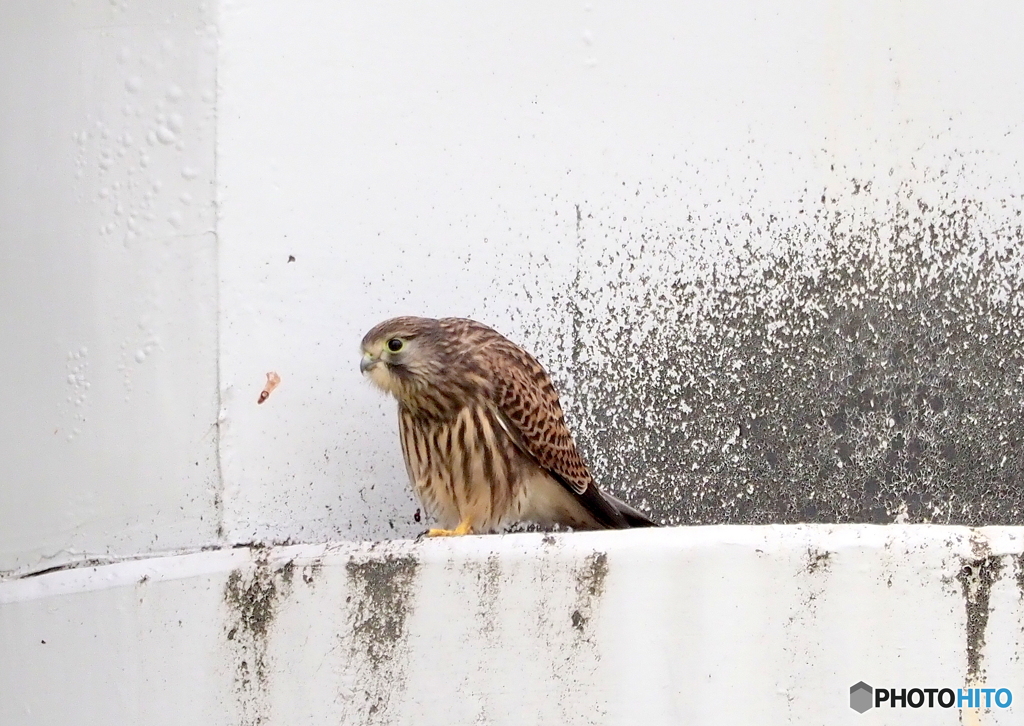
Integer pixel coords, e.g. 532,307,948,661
806,549,831,574
302,559,323,586
225,566,277,664
579,551,609,599
224,552,296,725
343,555,419,723
279,559,295,586
569,552,608,635
542,189,1024,525
345,555,419,667
470,554,503,644
957,555,1004,682
1016,554,1024,603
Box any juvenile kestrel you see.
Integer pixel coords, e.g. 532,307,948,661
360,316,658,535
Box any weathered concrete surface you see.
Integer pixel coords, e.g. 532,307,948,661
3,526,1024,725
537,180,1024,527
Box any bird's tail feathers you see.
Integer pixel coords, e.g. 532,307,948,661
606,492,660,528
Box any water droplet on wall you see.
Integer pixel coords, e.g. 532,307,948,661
126,76,143,93
135,350,146,363
156,126,176,144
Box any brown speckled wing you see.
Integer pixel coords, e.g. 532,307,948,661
472,329,594,496
434,317,650,529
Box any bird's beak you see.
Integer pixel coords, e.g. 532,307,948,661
360,352,377,374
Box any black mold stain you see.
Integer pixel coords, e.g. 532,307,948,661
806,548,832,574
223,552,295,725
343,554,419,721
477,554,502,641
1015,554,1024,604
540,186,1024,525
279,559,295,587
579,551,609,599
224,566,277,640
302,558,323,586
956,554,1004,682
570,552,608,636
346,555,419,661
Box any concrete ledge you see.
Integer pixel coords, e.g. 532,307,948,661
2,526,1023,725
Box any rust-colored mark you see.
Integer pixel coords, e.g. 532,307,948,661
257,372,281,404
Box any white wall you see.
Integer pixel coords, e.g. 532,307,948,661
214,0,1024,545
1,0,219,576
3,0,1023,573
2,3,1024,723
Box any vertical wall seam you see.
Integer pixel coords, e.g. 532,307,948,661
211,2,226,546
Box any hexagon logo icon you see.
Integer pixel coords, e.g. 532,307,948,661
850,682,873,713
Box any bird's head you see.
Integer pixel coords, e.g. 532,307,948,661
360,316,450,404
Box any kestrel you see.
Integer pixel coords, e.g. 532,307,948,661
360,316,658,535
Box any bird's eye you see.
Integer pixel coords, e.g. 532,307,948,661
386,338,404,353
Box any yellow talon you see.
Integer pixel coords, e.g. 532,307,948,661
427,520,474,537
